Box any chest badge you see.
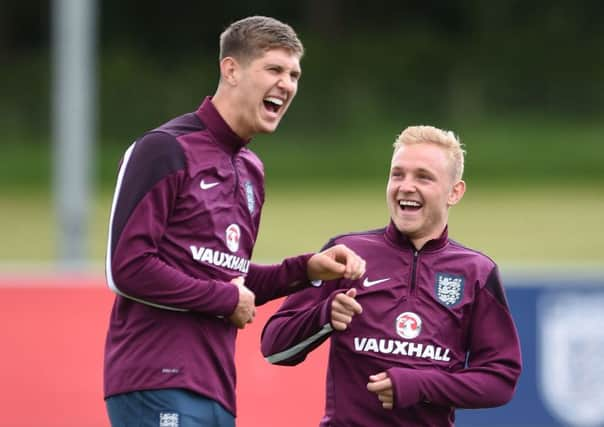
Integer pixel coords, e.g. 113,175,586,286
396,312,422,339
244,181,255,214
435,273,465,307
225,224,241,253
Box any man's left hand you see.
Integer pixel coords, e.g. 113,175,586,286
367,372,394,410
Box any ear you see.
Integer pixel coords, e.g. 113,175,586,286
219,57,239,86
447,180,466,207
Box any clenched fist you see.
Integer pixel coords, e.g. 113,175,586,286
307,244,366,281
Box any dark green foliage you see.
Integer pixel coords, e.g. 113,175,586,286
2,2,603,191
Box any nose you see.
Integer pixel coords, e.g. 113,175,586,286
398,176,416,193
277,76,297,94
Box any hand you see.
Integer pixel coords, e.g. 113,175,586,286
367,372,394,410
331,288,362,331
228,277,256,329
307,244,366,281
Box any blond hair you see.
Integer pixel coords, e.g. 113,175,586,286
219,16,304,64
393,125,466,181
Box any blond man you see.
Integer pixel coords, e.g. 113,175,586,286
262,126,522,426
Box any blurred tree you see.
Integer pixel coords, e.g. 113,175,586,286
2,0,604,143
2,1,50,52
0,2,5,57
304,0,343,37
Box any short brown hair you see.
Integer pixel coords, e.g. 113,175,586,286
219,16,304,63
394,125,466,181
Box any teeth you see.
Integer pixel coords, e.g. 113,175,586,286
264,97,284,106
399,200,421,207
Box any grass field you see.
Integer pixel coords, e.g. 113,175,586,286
2,111,603,271
1,184,602,268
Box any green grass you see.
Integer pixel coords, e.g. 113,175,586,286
1,185,602,269
253,184,604,267
252,115,604,187
2,114,604,193
2,114,603,269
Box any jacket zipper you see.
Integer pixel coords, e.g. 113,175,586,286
410,250,419,295
230,155,240,198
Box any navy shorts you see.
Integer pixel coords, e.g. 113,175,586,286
105,388,235,427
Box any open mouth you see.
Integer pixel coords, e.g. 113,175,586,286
399,200,422,212
263,96,284,114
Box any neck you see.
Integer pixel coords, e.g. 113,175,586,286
211,87,249,140
410,236,430,251
409,223,447,251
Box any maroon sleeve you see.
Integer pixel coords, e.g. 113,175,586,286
107,133,238,316
246,253,314,305
388,267,522,409
260,281,345,365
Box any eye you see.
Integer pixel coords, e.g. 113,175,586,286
266,65,282,74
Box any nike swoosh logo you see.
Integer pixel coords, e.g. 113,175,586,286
200,180,220,190
363,277,390,288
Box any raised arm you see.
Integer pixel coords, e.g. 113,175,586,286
261,285,362,367
246,244,366,305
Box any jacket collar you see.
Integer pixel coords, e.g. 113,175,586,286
385,221,449,252
195,96,249,153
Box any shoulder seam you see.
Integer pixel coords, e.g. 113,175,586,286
331,227,387,242
448,239,496,266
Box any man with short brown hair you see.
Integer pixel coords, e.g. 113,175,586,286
103,16,365,427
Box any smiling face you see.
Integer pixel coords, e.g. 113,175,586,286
216,48,301,140
386,142,465,249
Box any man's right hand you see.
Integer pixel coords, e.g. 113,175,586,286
228,277,256,329
331,288,363,331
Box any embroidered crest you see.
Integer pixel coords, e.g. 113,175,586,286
244,181,255,214
435,273,464,307
159,412,179,427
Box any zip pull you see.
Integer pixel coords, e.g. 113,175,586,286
410,250,419,293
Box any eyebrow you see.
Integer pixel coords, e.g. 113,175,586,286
265,63,301,75
390,166,436,176
416,167,436,176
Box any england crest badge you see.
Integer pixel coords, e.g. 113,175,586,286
435,273,464,307
244,181,255,214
